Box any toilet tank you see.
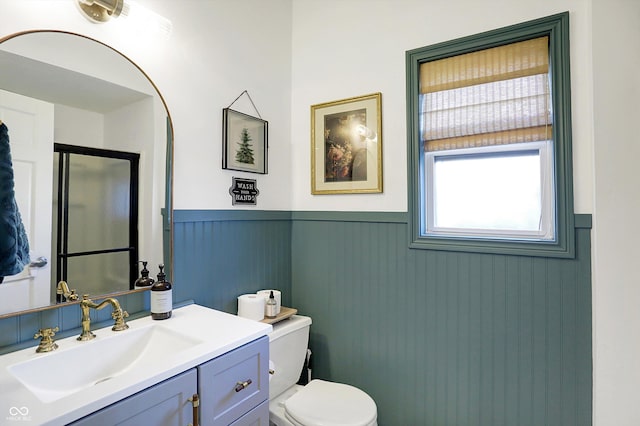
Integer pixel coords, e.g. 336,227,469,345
269,315,312,399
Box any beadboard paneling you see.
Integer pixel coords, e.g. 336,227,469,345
0,210,291,351
172,210,293,314
291,213,592,426
0,209,591,426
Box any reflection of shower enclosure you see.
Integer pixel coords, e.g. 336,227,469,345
52,144,139,300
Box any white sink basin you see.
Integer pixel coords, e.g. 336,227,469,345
8,324,202,403
0,304,272,425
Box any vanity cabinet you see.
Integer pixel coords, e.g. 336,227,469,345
70,336,269,426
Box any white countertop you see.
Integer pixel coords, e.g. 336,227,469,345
0,304,272,425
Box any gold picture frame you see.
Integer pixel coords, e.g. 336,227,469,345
311,92,382,194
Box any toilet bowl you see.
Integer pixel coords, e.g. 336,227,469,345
268,315,377,426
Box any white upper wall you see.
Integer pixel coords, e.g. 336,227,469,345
0,0,294,211
0,2,294,304
290,0,593,213
591,1,640,425
0,0,593,213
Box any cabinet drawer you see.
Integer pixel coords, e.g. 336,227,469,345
198,336,269,426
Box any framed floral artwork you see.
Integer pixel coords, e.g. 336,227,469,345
311,93,382,194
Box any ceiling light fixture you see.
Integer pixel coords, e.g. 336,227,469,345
76,0,126,23
76,0,173,37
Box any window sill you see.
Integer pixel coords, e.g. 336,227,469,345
409,213,590,259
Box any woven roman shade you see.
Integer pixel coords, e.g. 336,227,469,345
420,36,551,151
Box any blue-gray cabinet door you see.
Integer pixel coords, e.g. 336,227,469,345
70,369,197,426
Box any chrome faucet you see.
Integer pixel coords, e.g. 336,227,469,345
77,294,129,341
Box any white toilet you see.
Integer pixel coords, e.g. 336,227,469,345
268,315,377,426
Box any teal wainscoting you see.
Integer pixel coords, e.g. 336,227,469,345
172,210,293,313
0,209,292,352
0,209,592,426
291,212,592,426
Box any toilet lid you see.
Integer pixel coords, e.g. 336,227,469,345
285,379,377,426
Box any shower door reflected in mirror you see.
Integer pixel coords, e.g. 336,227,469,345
53,145,139,301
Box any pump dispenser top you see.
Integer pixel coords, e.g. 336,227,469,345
134,261,155,288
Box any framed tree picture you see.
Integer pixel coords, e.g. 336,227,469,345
223,108,268,174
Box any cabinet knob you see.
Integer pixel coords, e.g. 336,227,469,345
234,379,252,392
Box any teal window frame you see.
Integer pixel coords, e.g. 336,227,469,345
406,12,575,258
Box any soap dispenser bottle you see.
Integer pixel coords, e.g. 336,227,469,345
266,290,278,318
134,261,155,289
150,264,172,320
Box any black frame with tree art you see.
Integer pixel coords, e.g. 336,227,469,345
311,92,382,194
223,108,268,174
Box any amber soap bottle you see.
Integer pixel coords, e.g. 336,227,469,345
150,264,172,320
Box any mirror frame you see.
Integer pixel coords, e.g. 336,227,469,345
0,30,174,319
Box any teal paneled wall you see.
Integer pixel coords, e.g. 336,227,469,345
172,210,293,313
0,209,291,352
291,212,592,426
0,209,592,426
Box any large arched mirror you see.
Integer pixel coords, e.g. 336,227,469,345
0,30,172,318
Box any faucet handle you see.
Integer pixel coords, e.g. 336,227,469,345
34,326,60,353
111,309,130,332
56,281,79,301
67,289,79,301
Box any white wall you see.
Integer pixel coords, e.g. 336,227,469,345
3,0,640,424
592,0,640,425
290,0,594,214
0,0,294,211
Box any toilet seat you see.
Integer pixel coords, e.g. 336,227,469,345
284,379,377,426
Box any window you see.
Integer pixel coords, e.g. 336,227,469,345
406,12,575,257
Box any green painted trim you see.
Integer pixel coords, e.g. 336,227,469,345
405,12,576,259
164,117,173,278
173,209,591,229
173,209,292,223
291,211,589,228
575,214,591,229
291,211,407,223
174,210,406,224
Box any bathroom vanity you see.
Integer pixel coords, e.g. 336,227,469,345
0,304,271,425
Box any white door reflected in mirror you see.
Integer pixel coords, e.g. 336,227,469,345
0,90,53,314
